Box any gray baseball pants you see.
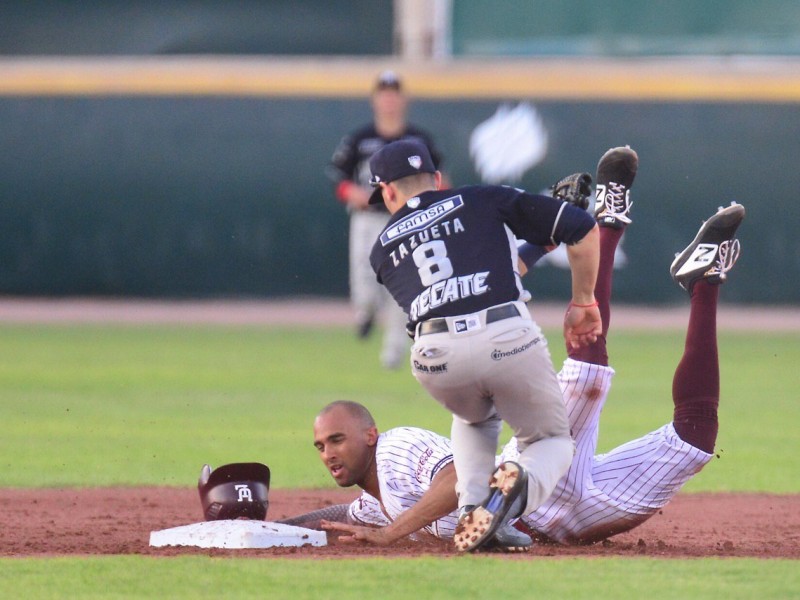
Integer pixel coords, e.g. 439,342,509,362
411,301,574,514
349,210,409,367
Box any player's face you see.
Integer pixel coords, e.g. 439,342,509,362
372,88,407,121
313,409,377,488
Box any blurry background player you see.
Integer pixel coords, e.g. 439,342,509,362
327,71,448,369
282,147,746,548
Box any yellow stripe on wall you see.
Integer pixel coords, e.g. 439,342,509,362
2,57,800,102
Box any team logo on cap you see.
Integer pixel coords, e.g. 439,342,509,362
408,155,422,169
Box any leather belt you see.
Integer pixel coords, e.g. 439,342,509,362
417,303,521,336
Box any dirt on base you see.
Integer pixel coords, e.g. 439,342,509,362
1,487,798,559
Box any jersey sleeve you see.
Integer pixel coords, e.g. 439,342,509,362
347,492,391,527
326,133,357,184
498,187,596,247
517,241,551,269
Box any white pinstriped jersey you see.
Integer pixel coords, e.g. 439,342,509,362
499,358,713,544
348,359,712,544
347,426,459,539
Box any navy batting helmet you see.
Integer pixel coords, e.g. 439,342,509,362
198,462,271,521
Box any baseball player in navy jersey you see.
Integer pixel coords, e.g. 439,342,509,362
285,146,746,550
327,71,448,370
365,138,602,552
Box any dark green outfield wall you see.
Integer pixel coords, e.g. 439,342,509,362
0,95,796,303
3,1,798,57
0,2,797,304
0,1,393,55
452,0,800,56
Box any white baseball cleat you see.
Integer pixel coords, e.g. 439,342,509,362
670,202,745,294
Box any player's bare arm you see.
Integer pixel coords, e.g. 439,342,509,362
564,224,602,349
322,462,458,545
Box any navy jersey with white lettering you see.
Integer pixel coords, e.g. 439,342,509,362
369,185,595,324
326,125,444,213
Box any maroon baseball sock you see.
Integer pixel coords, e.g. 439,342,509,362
567,227,624,366
672,281,720,453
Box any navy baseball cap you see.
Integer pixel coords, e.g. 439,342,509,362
374,70,402,91
368,139,436,205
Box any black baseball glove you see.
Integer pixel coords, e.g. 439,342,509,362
551,172,593,210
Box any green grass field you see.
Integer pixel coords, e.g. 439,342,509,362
1,322,798,598
1,556,798,599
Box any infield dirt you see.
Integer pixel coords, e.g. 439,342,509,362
1,487,798,559
2,299,797,559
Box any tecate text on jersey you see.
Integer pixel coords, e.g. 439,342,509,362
409,271,489,321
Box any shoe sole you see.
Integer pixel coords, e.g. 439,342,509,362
478,526,532,553
670,203,745,289
596,146,639,187
595,146,638,227
477,542,531,553
453,462,526,553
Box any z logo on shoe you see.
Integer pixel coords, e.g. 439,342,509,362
674,243,717,276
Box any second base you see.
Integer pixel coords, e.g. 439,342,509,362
149,520,327,549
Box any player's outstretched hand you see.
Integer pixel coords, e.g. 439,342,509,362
321,519,395,546
563,302,602,349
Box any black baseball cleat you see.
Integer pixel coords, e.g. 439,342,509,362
356,315,375,340
594,146,638,229
670,202,745,294
453,462,529,553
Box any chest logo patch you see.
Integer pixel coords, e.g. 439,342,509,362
380,195,464,246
